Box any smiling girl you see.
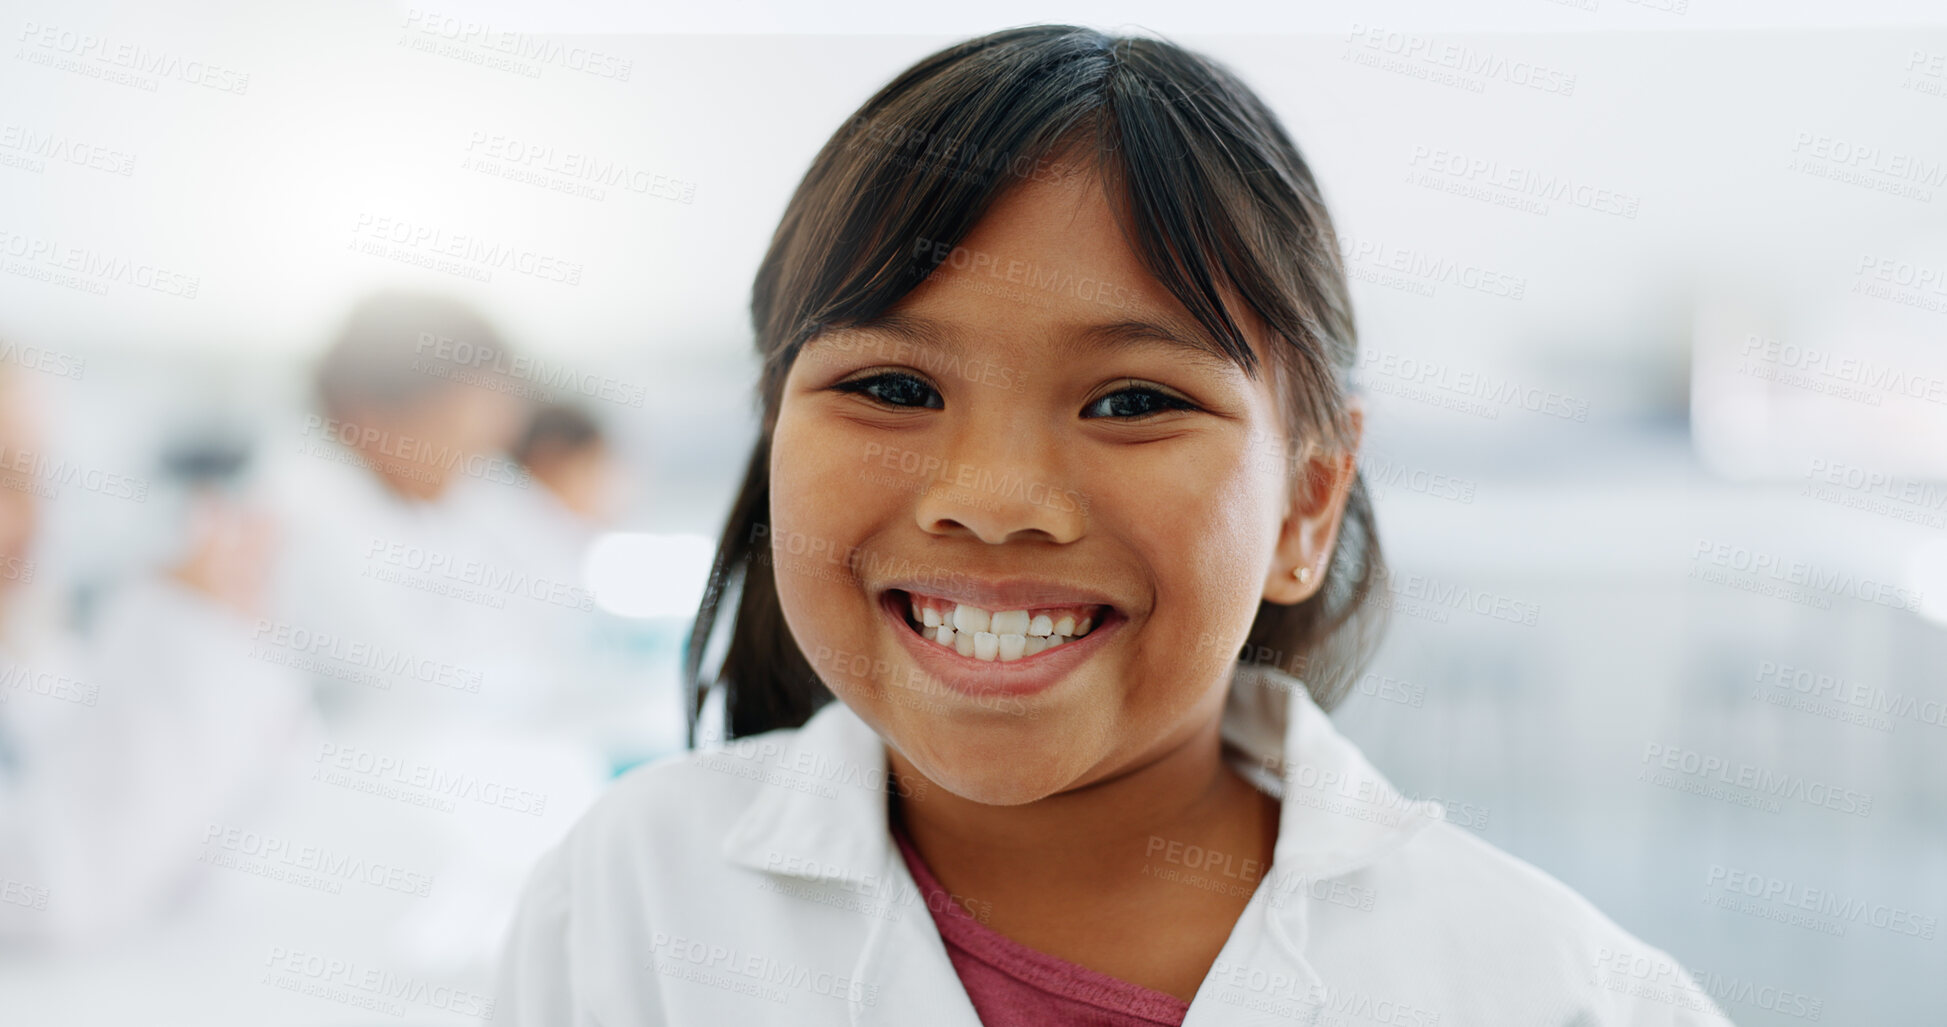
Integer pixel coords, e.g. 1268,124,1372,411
501,25,1729,1026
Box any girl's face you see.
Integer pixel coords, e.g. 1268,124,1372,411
770,168,1351,805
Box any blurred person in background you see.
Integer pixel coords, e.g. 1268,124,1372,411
245,293,613,968
261,290,553,731
475,401,620,609
512,403,621,527
0,359,313,947
489,401,683,766
262,297,665,749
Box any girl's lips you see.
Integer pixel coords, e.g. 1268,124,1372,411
876,589,1122,698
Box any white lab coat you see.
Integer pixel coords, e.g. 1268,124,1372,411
498,663,1735,1025
0,577,314,945
257,441,562,731
249,439,632,977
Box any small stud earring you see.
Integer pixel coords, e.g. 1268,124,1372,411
1294,565,1313,584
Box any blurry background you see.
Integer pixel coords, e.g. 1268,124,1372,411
1,0,1944,1023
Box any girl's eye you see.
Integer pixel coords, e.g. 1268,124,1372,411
1082,384,1197,420
832,371,944,410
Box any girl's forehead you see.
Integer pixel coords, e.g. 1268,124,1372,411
900,174,1277,376
951,172,1150,285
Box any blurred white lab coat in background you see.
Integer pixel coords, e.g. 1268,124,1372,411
0,528,315,946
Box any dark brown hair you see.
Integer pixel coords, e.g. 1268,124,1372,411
684,25,1386,742
513,403,604,469
315,291,514,419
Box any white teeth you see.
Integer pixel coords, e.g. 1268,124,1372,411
921,622,1084,661
952,605,990,634
907,595,1104,661
990,610,1030,636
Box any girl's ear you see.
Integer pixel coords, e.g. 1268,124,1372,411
1262,398,1364,606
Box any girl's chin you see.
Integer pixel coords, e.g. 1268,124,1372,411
922,774,1069,808
894,735,1097,807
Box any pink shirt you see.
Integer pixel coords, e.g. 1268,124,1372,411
891,822,1191,1027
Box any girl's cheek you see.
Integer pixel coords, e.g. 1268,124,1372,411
767,410,901,676
1105,443,1277,652
766,414,848,615
769,407,850,536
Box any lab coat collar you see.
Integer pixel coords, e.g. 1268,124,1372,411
720,659,1442,891
1223,661,1445,880
718,696,895,887
717,662,1443,1026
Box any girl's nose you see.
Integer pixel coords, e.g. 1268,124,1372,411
911,429,1088,546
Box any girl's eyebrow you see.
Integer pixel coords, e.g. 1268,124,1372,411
1073,318,1245,376
825,310,1246,376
